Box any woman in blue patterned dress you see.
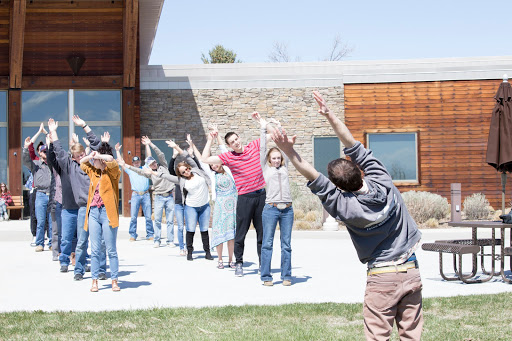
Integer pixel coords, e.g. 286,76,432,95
191,131,237,269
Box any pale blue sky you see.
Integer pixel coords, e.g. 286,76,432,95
149,0,510,65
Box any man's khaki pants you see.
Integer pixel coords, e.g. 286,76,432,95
363,268,423,340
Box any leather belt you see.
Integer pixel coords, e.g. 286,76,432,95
132,190,149,196
158,190,173,198
269,202,292,210
367,260,418,276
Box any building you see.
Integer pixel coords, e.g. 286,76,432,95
2,0,511,217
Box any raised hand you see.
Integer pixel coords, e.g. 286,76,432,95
45,134,51,146
71,133,79,144
251,111,268,128
207,123,218,135
72,115,86,127
24,137,31,148
141,136,151,146
165,139,177,149
48,118,58,132
39,122,48,135
186,134,193,146
267,118,282,128
115,143,122,151
313,91,330,116
271,127,297,153
143,168,155,176
101,132,110,143
82,136,90,147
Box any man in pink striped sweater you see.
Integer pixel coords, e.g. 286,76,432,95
203,112,275,277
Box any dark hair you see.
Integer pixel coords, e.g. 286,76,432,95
37,141,44,152
224,132,238,145
327,158,363,192
176,161,192,179
98,142,114,157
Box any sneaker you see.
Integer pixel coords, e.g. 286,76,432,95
153,242,161,248
52,255,59,261
49,246,52,251
3,213,7,220
60,265,68,273
35,245,44,252
30,237,36,247
129,237,136,242
167,242,176,248
85,265,91,272
263,281,273,286
205,251,214,260
0,216,3,221
147,237,154,241
283,280,292,286
74,273,83,281
98,273,107,280
235,263,243,277
179,249,187,256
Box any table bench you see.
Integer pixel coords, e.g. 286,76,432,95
6,195,24,220
421,242,483,283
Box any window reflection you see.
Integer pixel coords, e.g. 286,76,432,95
75,126,121,151
22,91,68,122
368,133,417,181
314,137,341,177
75,91,121,122
0,128,6,183
0,91,6,122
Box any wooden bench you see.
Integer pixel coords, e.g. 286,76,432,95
422,242,482,283
6,195,24,220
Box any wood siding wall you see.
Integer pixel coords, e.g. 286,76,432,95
344,80,504,208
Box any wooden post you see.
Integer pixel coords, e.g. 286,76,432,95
122,88,136,217
123,0,138,88
9,0,26,89
8,90,22,200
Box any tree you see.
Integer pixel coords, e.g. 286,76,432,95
268,42,291,63
201,45,241,64
324,34,353,61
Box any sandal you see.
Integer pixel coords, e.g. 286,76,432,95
229,261,236,269
180,249,187,256
217,260,224,269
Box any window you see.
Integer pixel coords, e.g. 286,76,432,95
313,137,341,177
21,90,123,211
367,133,418,183
150,139,174,168
0,91,6,184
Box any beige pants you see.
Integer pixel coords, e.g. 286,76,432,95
363,268,423,341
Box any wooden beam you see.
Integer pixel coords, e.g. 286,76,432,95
0,77,8,89
22,76,123,89
122,88,136,217
9,0,26,89
8,90,22,199
123,0,138,88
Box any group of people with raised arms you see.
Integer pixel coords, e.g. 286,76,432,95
22,90,423,339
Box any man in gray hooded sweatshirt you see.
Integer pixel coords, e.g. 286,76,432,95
271,91,423,341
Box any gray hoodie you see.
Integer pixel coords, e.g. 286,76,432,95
308,141,421,267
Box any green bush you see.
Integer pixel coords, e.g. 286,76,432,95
401,191,450,224
463,193,491,220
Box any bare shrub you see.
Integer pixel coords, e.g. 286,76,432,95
305,211,317,222
294,221,314,230
294,209,305,220
463,193,491,220
424,218,439,228
401,191,450,224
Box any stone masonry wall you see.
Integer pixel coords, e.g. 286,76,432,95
140,87,344,190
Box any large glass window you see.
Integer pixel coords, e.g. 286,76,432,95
313,137,341,177
21,90,123,211
367,133,418,182
0,91,7,184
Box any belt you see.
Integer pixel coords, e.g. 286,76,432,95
133,190,149,195
158,190,173,197
367,260,418,276
269,202,292,209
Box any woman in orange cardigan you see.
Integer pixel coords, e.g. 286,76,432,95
80,143,121,292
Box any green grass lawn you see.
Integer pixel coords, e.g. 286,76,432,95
0,293,510,340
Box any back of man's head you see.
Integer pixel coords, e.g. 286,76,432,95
327,158,363,192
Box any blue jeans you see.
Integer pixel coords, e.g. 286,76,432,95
76,206,106,275
260,204,294,282
175,203,185,249
185,203,211,233
59,208,78,266
0,202,6,215
89,206,119,280
129,191,154,239
35,191,51,248
153,194,175,244
51,202,62,254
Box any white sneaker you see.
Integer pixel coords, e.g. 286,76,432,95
153,242,161,248
0,216,3,221
30,237,36,247
3,213,8,220
167,242,176,248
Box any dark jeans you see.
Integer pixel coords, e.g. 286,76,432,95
234,189,265,265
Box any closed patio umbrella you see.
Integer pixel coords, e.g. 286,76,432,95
486,77,512,213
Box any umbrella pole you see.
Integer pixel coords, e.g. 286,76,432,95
501,172,507,214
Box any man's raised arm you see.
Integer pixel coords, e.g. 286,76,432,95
313,91,356,148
